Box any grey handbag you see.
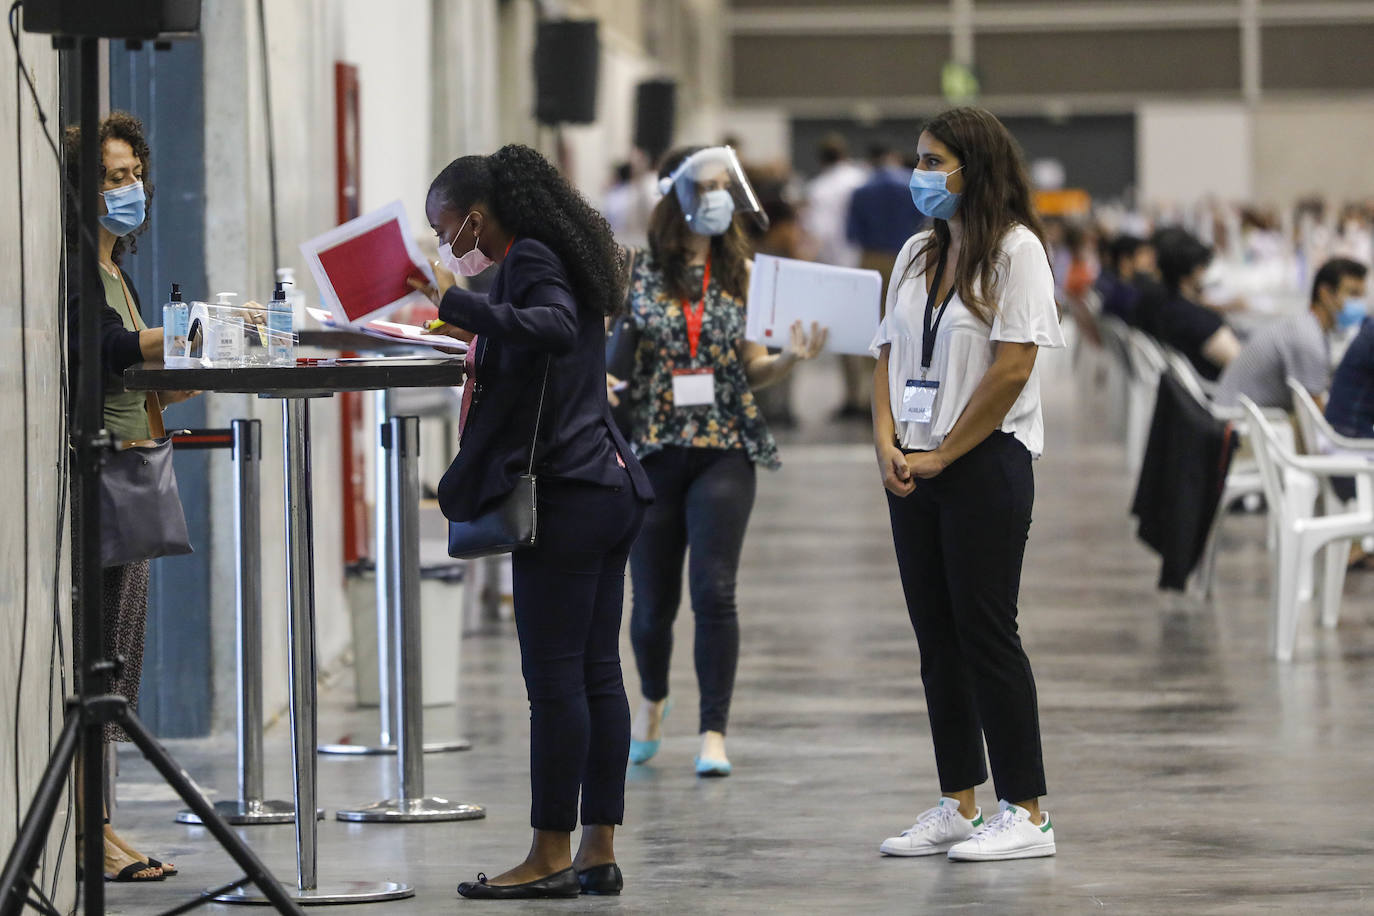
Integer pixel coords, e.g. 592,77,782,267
99,394,193,567
447,358,551,560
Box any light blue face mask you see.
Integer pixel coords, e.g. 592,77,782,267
908,166,963,221
1339,296,1369,331
99,180,146,236
689,189,736,237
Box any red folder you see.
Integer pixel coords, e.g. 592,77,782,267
316,220,428,323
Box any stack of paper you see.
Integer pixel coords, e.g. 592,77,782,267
305,307,468,354
745,254,882,356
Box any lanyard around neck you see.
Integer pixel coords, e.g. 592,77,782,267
682,256,712,361
922,247,956,374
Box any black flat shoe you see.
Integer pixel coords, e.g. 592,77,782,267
577,863,623,896
457,867,580,900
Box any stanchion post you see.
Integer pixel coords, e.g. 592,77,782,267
236,418,266,804
373,390,395,747
335,416,484,823
178,419,303,825
392,417,425,800
318,390,467,757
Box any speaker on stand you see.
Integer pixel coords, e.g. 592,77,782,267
534,19,599,125
634,78,676,166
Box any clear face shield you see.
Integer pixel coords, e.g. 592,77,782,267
658,146,769,235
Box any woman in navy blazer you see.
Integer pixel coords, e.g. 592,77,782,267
416,145,651,900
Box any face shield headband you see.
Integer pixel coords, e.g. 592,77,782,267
658,146,769,234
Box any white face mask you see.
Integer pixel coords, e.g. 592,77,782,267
438,213,494,277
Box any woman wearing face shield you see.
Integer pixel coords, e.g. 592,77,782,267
614,146,826,778
415,145,653,900
62,111,197,882
871,108,1062,862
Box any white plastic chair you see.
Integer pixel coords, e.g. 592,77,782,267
1096,315,1134,443
1238,395,1374,661
1286,378,1374,626
1125,330,1168,475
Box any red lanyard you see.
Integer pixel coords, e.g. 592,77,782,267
682,257,711,360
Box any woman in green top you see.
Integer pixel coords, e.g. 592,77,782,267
63,111,196,882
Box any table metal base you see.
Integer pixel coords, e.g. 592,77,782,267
317,738,470,756
175,800,324,826
335,796,486,823
214,879,414,905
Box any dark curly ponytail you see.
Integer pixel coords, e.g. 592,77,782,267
428,145,626,316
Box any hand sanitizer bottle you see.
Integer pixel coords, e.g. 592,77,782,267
162,283,195,367
268,281,295,366
277,267,308,326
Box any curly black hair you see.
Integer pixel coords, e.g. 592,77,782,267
61,110,153,264
428,145,626,316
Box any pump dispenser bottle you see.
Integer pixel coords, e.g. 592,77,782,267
163,282,195,367
268,281,296,365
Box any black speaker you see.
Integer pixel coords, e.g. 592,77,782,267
634,79,676,161
22,0,200,39
534,19,599,125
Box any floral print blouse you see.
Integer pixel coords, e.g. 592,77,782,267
624,252,780,470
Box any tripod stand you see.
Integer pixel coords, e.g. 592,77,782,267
0,27,302,916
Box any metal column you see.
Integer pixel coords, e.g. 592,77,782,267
217,399,410,905
336,417,485,823
179,419,306,826
319,389,467,756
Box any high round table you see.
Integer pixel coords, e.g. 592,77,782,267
125,358,479,905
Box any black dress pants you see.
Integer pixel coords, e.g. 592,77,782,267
886,431,1047,803
510,473,645,831
629,446,756,735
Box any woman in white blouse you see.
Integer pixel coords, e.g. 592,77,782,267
870,108,1064,863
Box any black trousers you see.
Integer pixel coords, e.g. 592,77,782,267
510,473,645,831
629,446,756,735
886,431,1047,803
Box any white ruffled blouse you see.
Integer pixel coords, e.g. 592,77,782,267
870,224,1065,458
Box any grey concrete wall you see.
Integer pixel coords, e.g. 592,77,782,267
202,0,352,734
0,23,75,912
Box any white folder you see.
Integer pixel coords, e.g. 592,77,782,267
746,254,882,356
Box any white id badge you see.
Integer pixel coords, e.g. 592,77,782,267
901,379,939,424
672,369,716,408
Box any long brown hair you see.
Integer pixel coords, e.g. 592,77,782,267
904,107,1048,325
647,146,751,301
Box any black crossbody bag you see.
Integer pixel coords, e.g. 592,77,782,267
447,357,551,559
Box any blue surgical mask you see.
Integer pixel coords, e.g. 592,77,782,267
99,181,146,236
908,166,963,221
1339,296,1368,331
689,189,736,236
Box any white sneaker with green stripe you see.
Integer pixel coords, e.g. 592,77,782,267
879,798,983,857
947,800,1055,861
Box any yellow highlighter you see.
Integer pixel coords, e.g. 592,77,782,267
424,319,447,332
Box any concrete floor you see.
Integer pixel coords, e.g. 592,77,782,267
101,356,1374,914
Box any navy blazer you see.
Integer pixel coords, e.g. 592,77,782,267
436,238,652,523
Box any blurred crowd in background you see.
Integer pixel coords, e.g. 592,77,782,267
594,130,1374,427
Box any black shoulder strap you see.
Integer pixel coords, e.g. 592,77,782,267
527,356,552,476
